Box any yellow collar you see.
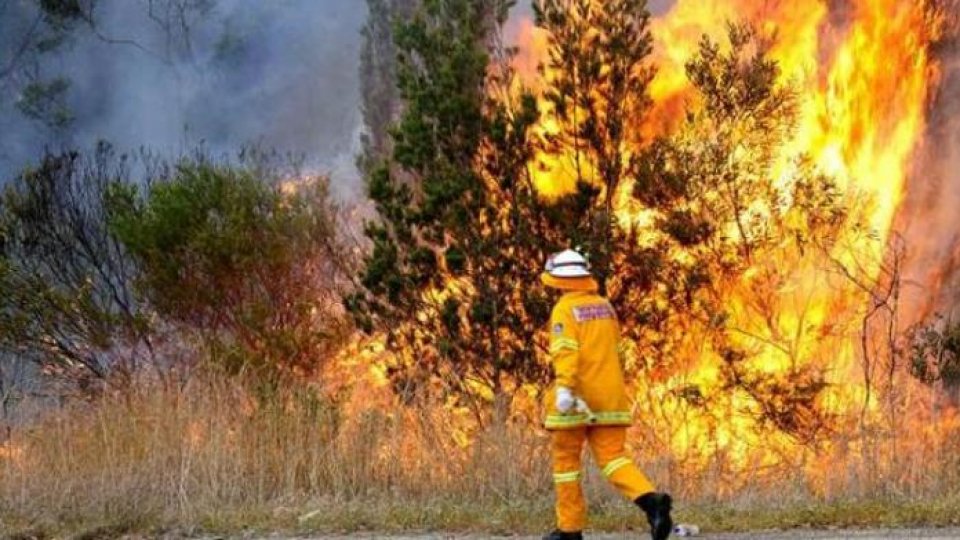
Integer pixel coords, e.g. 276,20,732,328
540,272,599,292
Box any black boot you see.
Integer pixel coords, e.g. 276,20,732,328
542,530,583,540
635,492,673,540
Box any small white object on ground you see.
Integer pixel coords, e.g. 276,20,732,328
298,509,323,523
674,523,701,536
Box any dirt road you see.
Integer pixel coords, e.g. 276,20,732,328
310,530,960,539
681,530,960,539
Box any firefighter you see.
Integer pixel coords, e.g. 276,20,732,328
540,249,673,540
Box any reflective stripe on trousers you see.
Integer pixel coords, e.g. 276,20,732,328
551,425,656,532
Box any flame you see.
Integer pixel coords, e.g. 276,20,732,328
0,441,25,467
335,0,950,492
789,0,935,239
649,0,934,372
511,0,943,470
518,0,935,242
184,420,206,449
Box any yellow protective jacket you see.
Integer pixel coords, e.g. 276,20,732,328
544,289,632,430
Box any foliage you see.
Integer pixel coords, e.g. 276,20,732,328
1,0,82,127
1,144,352,394
15,76,74,129
533,0,656,289
625,23,848,440
350,0,572,416
108,160,351,381
36,0,91,28
908,317,960,389
0,145,148,388
1,0,221,136
2,0,97,125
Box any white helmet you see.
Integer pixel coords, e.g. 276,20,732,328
544,249,591,278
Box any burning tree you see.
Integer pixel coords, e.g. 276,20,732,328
528,5,851,440
622,24,851,440
354,0,949,453
353,0,855,441
532,0,656,291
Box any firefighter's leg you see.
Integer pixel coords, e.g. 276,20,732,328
551,427,588,532
588,426,673,540
586,425,655,500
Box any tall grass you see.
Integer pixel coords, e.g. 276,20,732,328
2,376,959,536
0,377,553,534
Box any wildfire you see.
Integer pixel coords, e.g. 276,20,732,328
653,0,935,381
510,0,946,473
336,0,952,495
520,0,935,242
789,0,935,240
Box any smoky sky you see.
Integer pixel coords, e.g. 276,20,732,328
1,0,368,198
1,1,679,199
510,0,674,17
1,1,680,198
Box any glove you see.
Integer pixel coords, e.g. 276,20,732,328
556,386,575,413
574,397,592,415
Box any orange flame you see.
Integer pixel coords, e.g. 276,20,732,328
0,441,25,466
511,0,943,467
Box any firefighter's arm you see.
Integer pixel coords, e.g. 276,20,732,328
549,305,579,390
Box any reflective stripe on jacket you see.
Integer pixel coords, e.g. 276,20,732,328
544,290,632,430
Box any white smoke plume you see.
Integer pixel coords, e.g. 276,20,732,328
0,0,368,198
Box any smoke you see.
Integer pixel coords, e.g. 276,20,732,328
509,0,674,21
0,0,368,198
897,16,960,323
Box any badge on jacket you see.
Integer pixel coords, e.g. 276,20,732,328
552,323,564,335
573,303,615,322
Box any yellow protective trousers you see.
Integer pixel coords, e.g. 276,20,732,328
552,425,655,532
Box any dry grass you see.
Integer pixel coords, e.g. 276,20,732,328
2,377,960,538
0,378,551,536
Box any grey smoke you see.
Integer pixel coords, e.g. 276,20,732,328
0,0,368,198
899,38,960,323
508,0,674,21
1,1,678,199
